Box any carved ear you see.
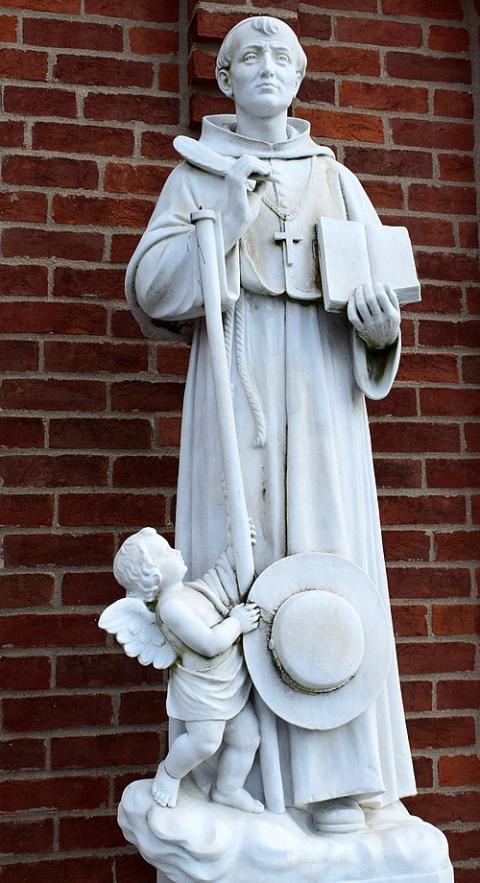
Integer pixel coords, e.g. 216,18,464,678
217,69,233,98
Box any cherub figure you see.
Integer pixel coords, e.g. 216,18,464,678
99,527,263,814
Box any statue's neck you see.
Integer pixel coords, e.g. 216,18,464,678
234,107,289,144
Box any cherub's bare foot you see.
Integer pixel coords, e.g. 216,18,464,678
211,786,264,814
152,762,180,808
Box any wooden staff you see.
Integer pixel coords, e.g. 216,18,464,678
190,209,285,813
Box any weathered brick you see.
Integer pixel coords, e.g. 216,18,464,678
119,689,168,725
85,0,178,21
0,819,54,855
0,339,39,371
341,81,427,114
85,92,179,125
0,417,45,448
306,45,380,77
0,191,47,223
0,656,51,690
3,155,98,189
344,146,433,179
391,603,428,636
337,17,422,47
0,612,107,647
0,379,106,412
0,775,109,812
397,641,475,675
0,48,47,80
53,266,124,299
434,88,473,118
32,121,134,157
0,302,107,335
0,738,46,772
130,26,179,55
439,153,474,182
391,118,473,151
298,11,331,40
0,454,108,488
0,573,54,609
0,857,113,883
44,340,148,374
3,533,113,568
429,25,469,52
1,493,53,527
302,107,384,143
111,380,185,412
56,651,161,687
0,14,17,42
53,194,153,228
388,566,471,599
113,455,179,488
51,731,159,768
4,85,77,118
374,457,422,488
435,530,480,560
55,54,153,88
386,51,470,83
400,680,433,712
59,813,124,851
3,693,112,732
382,0,463,17
2,228,104,262
105,162,170,195
49,417,152,451
407,715,475,748
59,491,165,526
379,494,465,526
432,604,480,635
370,422,460,453
0,264,47,297
437,679,479,709
60,572,120,606
24,17,123,50
383,531,430,563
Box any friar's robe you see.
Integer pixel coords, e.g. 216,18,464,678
126,115,416,809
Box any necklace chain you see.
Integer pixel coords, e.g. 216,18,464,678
261,157,314,221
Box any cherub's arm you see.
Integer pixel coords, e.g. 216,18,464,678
161,597,259,659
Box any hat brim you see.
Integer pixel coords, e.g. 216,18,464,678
243,553,392,731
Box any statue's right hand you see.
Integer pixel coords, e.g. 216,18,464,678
229,601,261,634
221,155,273,252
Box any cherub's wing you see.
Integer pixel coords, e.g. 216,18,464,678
98,598,176,669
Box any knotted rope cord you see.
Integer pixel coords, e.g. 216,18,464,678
234,292,267,448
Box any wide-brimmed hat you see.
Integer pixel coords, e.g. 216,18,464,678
243,553,392,730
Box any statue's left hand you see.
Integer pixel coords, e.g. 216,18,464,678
347,283,400,351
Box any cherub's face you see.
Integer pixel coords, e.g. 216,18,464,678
219,26,302,119
143,532,187,589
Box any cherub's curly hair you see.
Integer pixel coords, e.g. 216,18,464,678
113,527,164,596
216,16,307,82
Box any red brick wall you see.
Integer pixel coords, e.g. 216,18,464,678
0,1,478,881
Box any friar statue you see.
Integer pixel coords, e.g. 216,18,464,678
126,15,416,835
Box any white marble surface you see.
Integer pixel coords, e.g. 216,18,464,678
119,777,453,883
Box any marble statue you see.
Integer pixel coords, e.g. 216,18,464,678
100,527,263,814
101,14,454,883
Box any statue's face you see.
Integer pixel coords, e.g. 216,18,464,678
143,532,187,589
220,25,302,119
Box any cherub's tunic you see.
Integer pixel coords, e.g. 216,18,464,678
126,115,416,809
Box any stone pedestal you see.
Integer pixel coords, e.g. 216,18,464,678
119,778,453,883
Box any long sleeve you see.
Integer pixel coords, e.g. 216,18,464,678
125,162,240,338
338,163,403,401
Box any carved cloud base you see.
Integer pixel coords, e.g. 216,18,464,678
118,778,453,883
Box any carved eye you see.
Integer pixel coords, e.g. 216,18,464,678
243,52,257,63
276,53,291,64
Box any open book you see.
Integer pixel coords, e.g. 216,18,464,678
316,218,421,313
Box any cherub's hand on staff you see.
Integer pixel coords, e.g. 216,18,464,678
230,602,261,634
347,283,400,351
221,155,274,252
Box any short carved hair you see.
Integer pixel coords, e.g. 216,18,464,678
113,527,166,597
216,16,307,82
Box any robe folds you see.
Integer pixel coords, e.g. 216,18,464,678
126,115,416,809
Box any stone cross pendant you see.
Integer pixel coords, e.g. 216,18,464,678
274,219,303,266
